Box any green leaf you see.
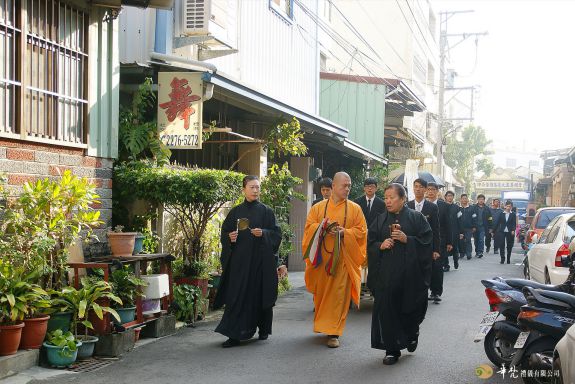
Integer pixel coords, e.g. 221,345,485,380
78,300,87,319
6,293,15,307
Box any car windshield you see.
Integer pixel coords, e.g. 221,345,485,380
536,209,575,229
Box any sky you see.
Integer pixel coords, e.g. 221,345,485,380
434,0,574,153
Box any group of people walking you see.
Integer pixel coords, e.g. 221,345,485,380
211,173,518,366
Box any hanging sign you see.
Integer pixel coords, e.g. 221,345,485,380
158,72,203,149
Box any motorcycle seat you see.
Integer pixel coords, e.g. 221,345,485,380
505,279,562,292
533,289,575,310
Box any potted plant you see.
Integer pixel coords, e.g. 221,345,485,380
108,225,137,257
0,262,48,355
51,278,121,360
19,274,52,350
43,330,82,367
110,265,147,325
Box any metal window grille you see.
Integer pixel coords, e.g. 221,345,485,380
0,0,20,134
15,0,87,144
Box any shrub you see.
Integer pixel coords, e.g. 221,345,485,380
0,171,102,289
114,162,243,273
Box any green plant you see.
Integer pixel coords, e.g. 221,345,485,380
0,261,50,324
260,163,305,265
141,228,160,254
45,330,78,358
50,277,122,339
114,161,243,272
172,284,206,324
278,276,291,296
229,117,307,170
109,265,147,308
110,225,125,233
445,125,493,192
119,78,171,165
0,171,103,289
164,214,222,277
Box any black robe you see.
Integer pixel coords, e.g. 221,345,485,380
214,199,282,340
367,207,433,351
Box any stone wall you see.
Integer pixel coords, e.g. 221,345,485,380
0,138,114,256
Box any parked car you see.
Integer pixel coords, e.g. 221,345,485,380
554,323,575,384
526,207,575,245
526,213,575,284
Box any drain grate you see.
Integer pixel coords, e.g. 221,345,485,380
66,358,116,373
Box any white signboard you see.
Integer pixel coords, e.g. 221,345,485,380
158,72,203,149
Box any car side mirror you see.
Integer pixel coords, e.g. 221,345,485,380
532,234,539,244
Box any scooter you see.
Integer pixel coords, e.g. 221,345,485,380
510,287,575,384
476,273,573,367
476,277,527,366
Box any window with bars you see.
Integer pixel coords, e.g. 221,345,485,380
0,0,88,145
0,0,20,135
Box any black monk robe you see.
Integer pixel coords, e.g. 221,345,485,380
214,199,282,340
367,207,433,351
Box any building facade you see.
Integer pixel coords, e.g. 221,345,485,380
0,0,121,245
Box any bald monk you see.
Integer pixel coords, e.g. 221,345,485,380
302,172,367,348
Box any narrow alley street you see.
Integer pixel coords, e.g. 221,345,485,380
12,247,526,384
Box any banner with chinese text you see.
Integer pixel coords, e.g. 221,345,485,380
158,72,203,149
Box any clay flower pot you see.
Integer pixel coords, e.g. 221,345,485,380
20,315,50,350
0,323,25,356
108,232,137,257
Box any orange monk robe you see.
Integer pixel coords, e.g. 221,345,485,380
302,198,367,336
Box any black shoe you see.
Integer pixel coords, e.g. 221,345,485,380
433,295,442,304
258,333,269,340
500,259,504,264
407,334,419,352
443,266,450,272
507,260,511,264
467,256,472,260
494,249,499,254
477,254,483,258
222,338,240,348
454,260,459,269
383,353,400,365
486,247,490,253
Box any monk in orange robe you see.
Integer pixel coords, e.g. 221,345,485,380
302,172,367,348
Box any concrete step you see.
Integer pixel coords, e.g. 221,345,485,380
0,350,39,380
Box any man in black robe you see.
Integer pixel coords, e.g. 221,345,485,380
368,183,433,365
214,176,282,347
312,177,332,206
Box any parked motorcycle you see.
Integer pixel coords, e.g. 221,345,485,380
510,287,575,384
477,276,572,367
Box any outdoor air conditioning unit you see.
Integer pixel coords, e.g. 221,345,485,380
182,0,211,35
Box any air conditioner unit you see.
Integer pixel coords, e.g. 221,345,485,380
182,0,211,35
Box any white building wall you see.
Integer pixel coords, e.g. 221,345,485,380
119,0,320,115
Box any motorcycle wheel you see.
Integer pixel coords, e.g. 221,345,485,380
484,328,515,367
521,350,555,384
552,356,563,384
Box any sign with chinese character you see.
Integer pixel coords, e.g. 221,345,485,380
158,72,203,149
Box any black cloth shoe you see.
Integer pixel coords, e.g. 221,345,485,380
222,338,240,348
467,256,472,260
443,266,450,272
407,334,419,352
477,254,483,258
383,352,401,365
433,295,442,304
258,333,269,340
428,294,436,301
500,259,504,264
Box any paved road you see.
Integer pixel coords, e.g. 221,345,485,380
19,247,528,384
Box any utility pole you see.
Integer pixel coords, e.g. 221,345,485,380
436,10,487,180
